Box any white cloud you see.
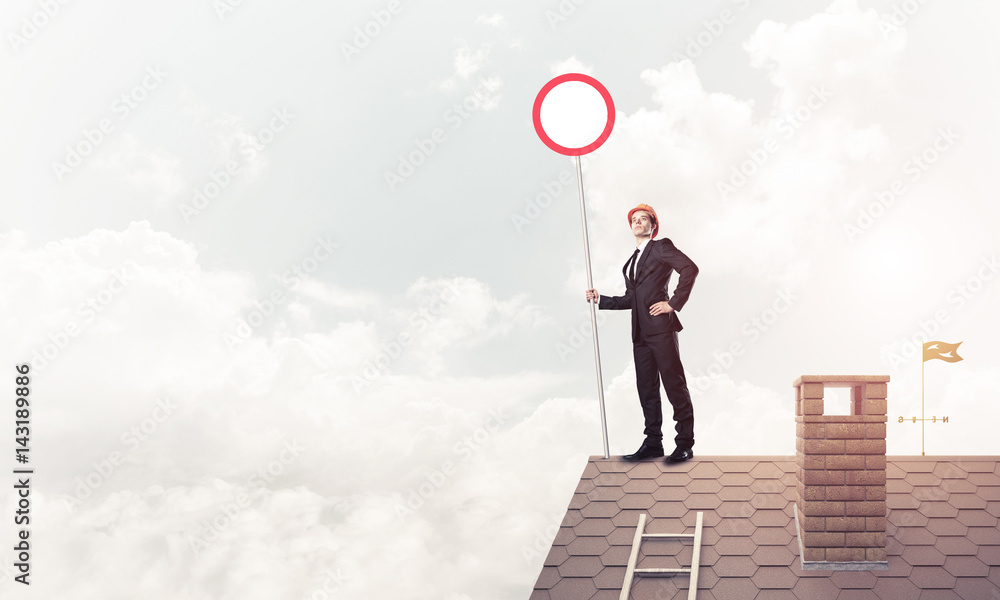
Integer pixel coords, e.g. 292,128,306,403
454,44,490,79
745,0,906,103
573,1,913,296
292,278,381,311
90,133,185,203
476,13,506,28
549,55,593,76
422,42,504,112
176,87,286,184
387,276,547,352
2,2,997,598
0,222,572,597
436,43,495,94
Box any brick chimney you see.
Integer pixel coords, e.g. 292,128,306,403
793,375,890,570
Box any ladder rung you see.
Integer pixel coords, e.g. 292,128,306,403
643,533,695,538
635,568,691,575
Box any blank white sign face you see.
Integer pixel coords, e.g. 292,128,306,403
537,80,611,150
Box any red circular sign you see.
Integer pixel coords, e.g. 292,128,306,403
532,73,615,156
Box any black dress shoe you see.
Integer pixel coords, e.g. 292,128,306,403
666,447,694,463
624,442,664,461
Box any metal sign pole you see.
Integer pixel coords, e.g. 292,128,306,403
533,72,616,459
575,156,610,459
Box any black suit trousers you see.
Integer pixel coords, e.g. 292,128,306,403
633,332,695,449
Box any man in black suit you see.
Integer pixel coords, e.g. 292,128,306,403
585,204,699,463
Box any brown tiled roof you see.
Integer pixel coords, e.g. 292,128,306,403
530,456,1000,600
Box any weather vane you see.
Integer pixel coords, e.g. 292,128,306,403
897,340,962,455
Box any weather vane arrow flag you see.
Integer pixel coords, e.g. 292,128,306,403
919,340,964,455
923,341,964,363
532,73,616,459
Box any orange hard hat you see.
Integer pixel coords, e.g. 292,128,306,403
627,204,659,238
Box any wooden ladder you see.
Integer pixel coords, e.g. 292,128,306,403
619,512,704,600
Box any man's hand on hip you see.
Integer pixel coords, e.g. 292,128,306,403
649,301,674,315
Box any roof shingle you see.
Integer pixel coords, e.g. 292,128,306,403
531,456,1000,599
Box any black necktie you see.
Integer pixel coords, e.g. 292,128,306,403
628,249,639,284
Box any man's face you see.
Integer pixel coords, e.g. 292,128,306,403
631,211,654,237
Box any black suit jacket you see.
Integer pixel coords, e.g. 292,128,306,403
598,237,698,342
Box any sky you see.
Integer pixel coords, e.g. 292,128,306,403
1,0,998,598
